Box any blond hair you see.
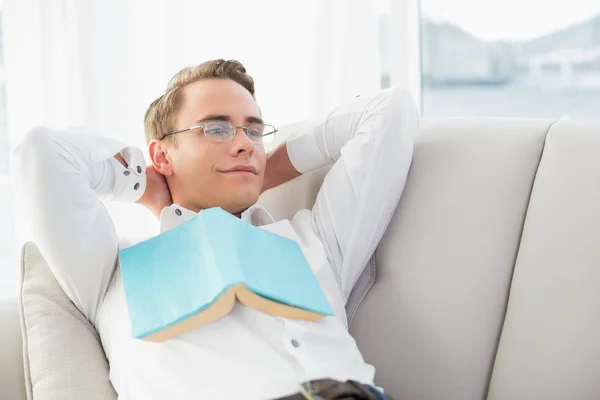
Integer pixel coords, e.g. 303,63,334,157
143,59,255,144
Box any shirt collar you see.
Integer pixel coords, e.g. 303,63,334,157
159,204,275,234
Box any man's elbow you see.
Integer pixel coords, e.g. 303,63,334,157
10,126,57,180
385,87,419,120
377,87,420,141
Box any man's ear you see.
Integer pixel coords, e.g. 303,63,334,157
148,140,174,176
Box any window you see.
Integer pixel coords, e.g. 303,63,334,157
419,0,600,119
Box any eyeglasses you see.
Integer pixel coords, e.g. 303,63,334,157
159,120,277,144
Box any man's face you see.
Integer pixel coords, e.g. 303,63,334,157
161,78,266,215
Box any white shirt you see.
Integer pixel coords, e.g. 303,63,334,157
11,87,417,399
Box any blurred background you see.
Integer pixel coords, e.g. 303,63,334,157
0,0,599,293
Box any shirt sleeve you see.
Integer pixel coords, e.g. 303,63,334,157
285,87,419,300
10,126,147,324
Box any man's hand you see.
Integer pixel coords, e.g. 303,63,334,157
136,165,173,219
261,143,302,193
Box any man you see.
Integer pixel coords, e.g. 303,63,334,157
12,59,417,399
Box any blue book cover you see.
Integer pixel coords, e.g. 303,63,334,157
118,207,334,341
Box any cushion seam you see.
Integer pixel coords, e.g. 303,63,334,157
483,119,558,399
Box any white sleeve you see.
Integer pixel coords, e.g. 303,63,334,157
285,87,418,300
11,126,147,324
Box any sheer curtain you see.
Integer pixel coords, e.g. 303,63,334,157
0,0,383,291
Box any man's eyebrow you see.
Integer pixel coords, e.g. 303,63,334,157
196,115,265,125
245,116,264,125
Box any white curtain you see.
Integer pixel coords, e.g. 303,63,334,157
1,0,383,289
4,0,382,146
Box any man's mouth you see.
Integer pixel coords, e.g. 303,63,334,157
220,165,258,175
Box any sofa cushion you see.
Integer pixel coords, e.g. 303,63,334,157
488,120,600,400
349,118,553,399
19,242,117,400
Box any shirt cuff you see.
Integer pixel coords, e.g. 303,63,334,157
110,146,147,202
285,123,330,174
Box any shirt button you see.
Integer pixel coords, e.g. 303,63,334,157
175,209,182,216
124,171,131,176
291,339,300,348
134,183,140,190
137,166,142,174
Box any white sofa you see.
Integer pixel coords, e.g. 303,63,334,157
2,117,600,399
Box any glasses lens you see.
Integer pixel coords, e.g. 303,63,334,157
204,121,233,141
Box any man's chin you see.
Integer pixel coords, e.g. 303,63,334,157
222,193,260,216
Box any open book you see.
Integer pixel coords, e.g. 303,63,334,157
118,207,334,342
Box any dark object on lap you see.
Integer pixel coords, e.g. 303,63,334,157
274,379,391,400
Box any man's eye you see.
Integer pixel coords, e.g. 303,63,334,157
205,123,230,135
247,125,264,137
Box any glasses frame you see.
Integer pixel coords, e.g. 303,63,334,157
159,120,278,143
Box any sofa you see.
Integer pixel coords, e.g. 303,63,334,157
1,117,600,400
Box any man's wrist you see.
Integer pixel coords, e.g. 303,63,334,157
113,153,127,168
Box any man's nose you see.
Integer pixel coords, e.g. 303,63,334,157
231,127,255,153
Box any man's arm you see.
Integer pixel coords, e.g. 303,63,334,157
267,87,418,300
11,126,148,324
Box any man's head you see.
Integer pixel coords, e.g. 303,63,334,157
144,59,270,216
